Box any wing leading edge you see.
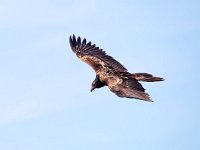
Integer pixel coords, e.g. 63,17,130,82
69,35,127,72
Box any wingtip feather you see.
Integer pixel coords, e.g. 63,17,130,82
69,34,78,52
77,36,81,46
82,38,86,45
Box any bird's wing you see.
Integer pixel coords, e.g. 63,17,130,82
109,77,152,101
69,35,127,73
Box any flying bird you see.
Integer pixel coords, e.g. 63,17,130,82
69,35,164,102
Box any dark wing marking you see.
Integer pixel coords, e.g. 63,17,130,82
69,35,127,72
109,78,152,101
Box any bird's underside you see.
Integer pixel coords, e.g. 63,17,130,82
69,34,164,102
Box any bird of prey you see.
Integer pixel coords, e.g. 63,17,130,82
69,35,164,102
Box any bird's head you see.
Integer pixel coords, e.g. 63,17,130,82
90,75,105,92
90,80,97,92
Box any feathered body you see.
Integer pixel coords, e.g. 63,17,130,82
69,35,164,102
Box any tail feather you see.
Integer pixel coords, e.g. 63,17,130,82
132,73,164,82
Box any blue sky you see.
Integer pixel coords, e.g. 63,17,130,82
0,0,200,149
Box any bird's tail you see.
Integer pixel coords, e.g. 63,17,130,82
132,73,164,82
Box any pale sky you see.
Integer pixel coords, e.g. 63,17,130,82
0,0,200,149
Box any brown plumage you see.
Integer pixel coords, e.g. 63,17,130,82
69,35,164,102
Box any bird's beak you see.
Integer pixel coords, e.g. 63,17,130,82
90,87,94,92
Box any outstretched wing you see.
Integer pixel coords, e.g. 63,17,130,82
69,35,127,73
109,78,152,101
